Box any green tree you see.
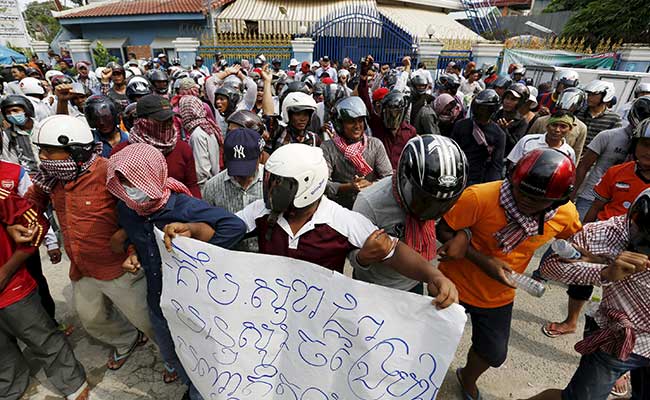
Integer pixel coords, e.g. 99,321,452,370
545,0,650,47
93,41,118,66
22,1,61,43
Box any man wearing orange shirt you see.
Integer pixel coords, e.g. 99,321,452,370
437,148,582,400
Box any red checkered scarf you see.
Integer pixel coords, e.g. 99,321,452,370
392,173,437,261
575,307,636,361
33,142,102,194
179,96,224,144
106,143,192,216
332,134,373,176
494,180,557,254
129,118,177,155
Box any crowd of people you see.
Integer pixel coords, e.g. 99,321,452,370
1,48,650,400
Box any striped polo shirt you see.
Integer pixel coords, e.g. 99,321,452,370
575,107,622,146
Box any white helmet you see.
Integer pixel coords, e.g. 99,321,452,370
33,115,94,147
281,92,317,122
128,66,142,76
338,69,350,78
556,69,579,88
264,143,328,209
513,64,526,76
583,80,616,103
527,86,539,108
635,83,650,98
44,70,64,84
19,77,45,95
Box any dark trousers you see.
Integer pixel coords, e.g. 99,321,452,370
25,250,57,324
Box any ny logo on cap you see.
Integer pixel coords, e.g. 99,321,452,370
233,145,245,159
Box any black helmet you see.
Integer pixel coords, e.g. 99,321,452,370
122,102,138,131
271,58,281,65
226,110,265,135
214,84,241,116
1,95,35,119
485,64,497,76
323,83,347,111
630,118,650,158
106,61,125,74
491,75,513,89
51,75,73,88
410,74,428,95
471,89,500,122
126,77,153,102
435,74,461,93
148,69,169,82
504,83,530,107
397,135,468,220
381,90,409,131
313,82,326,96
84,95,119,134
556,88,585,113
331,96,368,133
628,188,650,254
628,96,650,129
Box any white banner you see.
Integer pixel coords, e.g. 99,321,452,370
0,0,30,48
156,229,467,399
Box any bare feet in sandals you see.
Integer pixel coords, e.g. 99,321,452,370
611,372,630,397
163,364,179,384
542,322,576,338
74,386,90,400
107,331,148,370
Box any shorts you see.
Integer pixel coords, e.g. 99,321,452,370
461,301,514,368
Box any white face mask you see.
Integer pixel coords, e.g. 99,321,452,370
123,185,150,203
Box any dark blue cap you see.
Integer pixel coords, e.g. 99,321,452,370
224,128,262,177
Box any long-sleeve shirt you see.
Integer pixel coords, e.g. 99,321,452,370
541,215,650,358
358,78,416,169
451,118,505,185
188,126,220,187
321,137,393,209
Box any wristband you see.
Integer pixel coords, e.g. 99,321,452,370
462,228,472,242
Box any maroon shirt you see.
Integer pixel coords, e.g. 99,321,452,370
111,141,202,198
237,197,380,273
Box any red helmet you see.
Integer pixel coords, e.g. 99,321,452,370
510,148,575,205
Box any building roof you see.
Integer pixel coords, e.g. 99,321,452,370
54,0,233,19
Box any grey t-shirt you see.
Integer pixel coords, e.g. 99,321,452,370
578,126,632,201
350,176,420,291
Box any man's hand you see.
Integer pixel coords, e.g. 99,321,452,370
357,229,397,266
321,123,335,139
122,253,141,274
496,118,513,129
537,106,550,116
226,65,241,76
402,56,411,68
438,230,470,262
101,67,112,83
483,256,517,288
48,248,62,264
55,83,74,101
261,64,273,82
353,176,372,192
426,275,458,308
6,224,36,244
163,222,193,252
602,251,649,282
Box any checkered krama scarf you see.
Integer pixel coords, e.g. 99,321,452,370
106,143,191,216
128,117,178,155
33,142,103,194
332,134,373,176
494,180,557,254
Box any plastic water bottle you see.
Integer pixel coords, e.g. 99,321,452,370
551,239,581,259
509,272,546,297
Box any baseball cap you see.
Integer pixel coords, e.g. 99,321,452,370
372,87,390,102
311,61,320,68
224,128,262,177
289,58,299,67
136,95,175,121
158,53,167,58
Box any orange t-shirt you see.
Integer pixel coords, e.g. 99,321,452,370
594,161,650,221
439,181,582,309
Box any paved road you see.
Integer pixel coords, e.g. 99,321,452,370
22,246,606,400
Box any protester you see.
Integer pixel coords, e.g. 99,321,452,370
321,97,392,209
111,94,202,197
179,95,224,186
106,143,246,399
352,135,468,293
236,143,458,305
493,83,530,154
17,77,53,121
1,190,90,400
576,80,622,146
99,62,129,111
84,95,128,157
537,69,580,116
25,115,155,373
433,93,463,137
75,61,99,92
437,148,581,400
451,89,505,185
525,189,650,400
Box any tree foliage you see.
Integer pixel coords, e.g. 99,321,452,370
93,42,118,66
22,1,62,43
546,0,650,46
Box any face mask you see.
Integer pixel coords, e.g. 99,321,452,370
7,112,27,126
123,185,150,203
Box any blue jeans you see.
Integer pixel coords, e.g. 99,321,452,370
562,350,650,400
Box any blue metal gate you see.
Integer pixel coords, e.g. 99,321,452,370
435,50,473,80
311,4,416,66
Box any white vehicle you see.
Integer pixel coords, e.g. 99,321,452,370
525,65,650,112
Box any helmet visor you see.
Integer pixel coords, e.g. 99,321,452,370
399,176,457,221
263,172,299,212
91,106,116,133
382,107,405,130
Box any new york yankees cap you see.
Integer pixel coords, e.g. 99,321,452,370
224,128,262,177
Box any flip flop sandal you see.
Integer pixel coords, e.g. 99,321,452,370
163,363,179,384
107,331,145,371
610,373,630,397
542,322,576,338
456,368,482,400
